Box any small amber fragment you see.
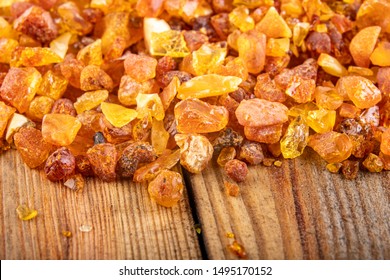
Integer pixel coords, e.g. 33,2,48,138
228,240,247,259
349,26,381,68
42,114,82,146
318,53,348,77
254,73,286,103
306,108,336,133
175,134,214,173
363,153,384,172
132,114,152,142
101,102,137,128
281,116,309,159
339,103,361,119
117,75,142,106
124,54,157,83
380,128,390,156
0,101,15,138
37,70,68,100
225,181,240,197
244,124,283,144
51,98,77,116
0,38,18,64
229,6,255,32
266,38,290,57
62,230,72,237
136,93,165,121
50,32,72,59
224,159,248,182
217,147,237,167
189,42,227,76
45,147,76,182
77,39,103,66
74,90,109,114
314,87,343,111
341,160,359,180
370,42,390,67
159,76,179,110
16,204,38,221
80,65,114,92
60,54,84,89
57,2,93,35
239,141,264,165
87,143,117,182
13,47,63,67
175,98,229,134
150,30,190,58
308,132,353,163
26,96,54,122
148,170,184,207
151,119,170,155
326,163,342,173
237,30,266,74
255,7,292,38
5,113,33,143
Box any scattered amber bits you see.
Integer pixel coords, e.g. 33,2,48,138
1,0,390,206
16,204,38,221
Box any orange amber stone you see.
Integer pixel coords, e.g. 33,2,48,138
380,128,390,156
124,54,157,83
26,96,54,122
308,132,353,163
87,143,117,182
0,101,16,138
255,7,292,38
237,30,266,74
59,54,84,89
244,124,283,144
14,127,53,168
254,73,286,103
42,114,82,146
349,26,381,68
174,98,229,133
148,170,184,207
76,39,103,66
80,65,114,92
37,70,68,100
74,90,109,114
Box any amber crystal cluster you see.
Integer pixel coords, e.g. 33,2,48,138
1,0,390,208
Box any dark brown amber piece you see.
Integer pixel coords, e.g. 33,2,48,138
224,159,248,183
87,143,117,182
239,141,264,165
44,147,76,182
75,155,94,177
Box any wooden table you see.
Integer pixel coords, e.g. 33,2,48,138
1,149,389,259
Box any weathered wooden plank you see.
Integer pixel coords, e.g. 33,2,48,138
0,149,201,259
188,150,390,260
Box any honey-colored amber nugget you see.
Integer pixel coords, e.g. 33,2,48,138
87,143,117,182
281,116,309,159
42,114,82,146
0,101,15,138
229,6,254,32
256,6,292,38
306,108,336,134
124,54,157,83
237,30,266,74
349,26,381,68
101,102,137,128
148,170,184,207
254,73,286,103
150,30,190,57
50,32,72,59
151,119,169,155
16,205,38,221
317,53,348,77
160,76,179,110
132,114,152,142
215,57,249,81
118,75,142,106
0,38,18,64
308,132,353,163
136,93,165,121
13,5,58,43
380,128,390,156
189,42,227,76
74,90,109,114
60,54,85,89
266,38,290,57
0,67,42,113
14,127,53,169
0,17,18,40
175,98,229,133
57,2,93,35
356,0,390,33
37,70,68,100
363,153,384,173
77,39,103,66
314,86,343,111
26,96,54,122
217,147,236,167
136,0,164,17
244,124,283,144
80,65,114,92
370,42,390,67
13,47,63,67
339,103,361,119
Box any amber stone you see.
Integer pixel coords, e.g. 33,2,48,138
12,47,63,67
14,127,53,169
136,93,165,121
148,170,184,207
380,128,390,156
244,124,283,144
59,54,84,89
42,114,82,146
224,159,248,182
118,75,142,106
136,0,164,17
314,86,343,111
80,65,114,92
237,30,266,74
57,2,93,35
124,54,157,83
0,67,42,113
349,26,381,68
281,116,309,159
306,109,336,134
26,96,54,122
175,134,214,173
341,160,359,180
75,155,94,177
44,147,76,181
339,103,361,119
87,143,117,182
37,70,68,100
363,153,384,173
74,90,109,114
0,101,16,138
254,73,286,102
76,39,103,66
0,38,18,64
183,30,209,52
51,98,77,116
370,42,390,67
159,76,179,110
239,141,264,165
308,132,353,163
189,42,227,76
175,98,229,134
151,119,170,155
255,7,292,38
217,147,237,167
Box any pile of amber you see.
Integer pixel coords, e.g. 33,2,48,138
1,0,390,207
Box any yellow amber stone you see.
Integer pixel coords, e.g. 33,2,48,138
215,57,249,81
16,205,38,221
80,65,114,92
370,42,390,67
314,87,343,110
256,7,292,38
266,38,290,57
118,75,142,106
217,147,237,167
281,116,309,159
190,42,227,76
347,66,374,77
306,108,336,133
237,30,266,74
37,70,68,100
26,96,55,122
74,90,109,114
233,0,269,9
136,93,165,121
317,53,348,77
100,102,138,128
349,26,381,68
308,132,353,163
288,102,318,118
0,16,18,39
12,47,63,67
0,101,16,138
151,119,169,155
227,29,241,51
77,39,103,66
143,17,171,54
150,30,190,57
160,76,179,110
293,22,310,47
42,114,82,146
177,74,242,99
0,38,18,63
229,6,255,32
380,128,390,156
57,2,93,35
50,32,72,59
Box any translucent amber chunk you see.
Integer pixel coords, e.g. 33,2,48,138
101,102,137,127
16,205,38,221
136,0,164,17
349,26,381,68
190,42,227,76
336,76,381,109
160,76,179,110
254,73,286,102
339,103,361,119
217,147,237,167
0,38,18,64
0,67,42,113
14,127,53,168
317,53,348,77
370,42,390,67
124,54,157,82
255,7,292,38
150,30,190,57
0,101,15,138
148,170,183,207
308,131,353,163
12,47,63,67
50,32,72,59
77,39,103,66
132,114,152,142
244,124,283,144
74,90,109,114
59,54,84,88
80,65,114,92
143,17,171,54
0,16,18,39
314,86,343,110
177,74,242,99
87,143,117,182
42,114,82,146
175,134,214,173
235,98,288,127
306,108,336,133
26,96,54,122
356,0,390,33
229,6,255,32
380,128,390,156
214,57,249,81
237,30,266,74
151,119,169,155
57,2,93,35
5,113,33,143
118,75,142,106
37,70,68,100
280,116,309,159
175,98,229,133
363,153,383,173
136,93,165,121
266,38,290,57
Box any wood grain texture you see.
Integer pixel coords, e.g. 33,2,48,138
0,150,201,260
188,150,390,260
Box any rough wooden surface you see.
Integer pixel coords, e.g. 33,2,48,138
1,148,389,260
188,150,390,260
0,149,201,260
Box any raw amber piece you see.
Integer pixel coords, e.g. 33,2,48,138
42,114,82,146
136,0,164,17
177,74,242,99
228,240,247,259
217,147,237,166
101,102,137,128
348,66,374,77
212,128,244,151
349,26,381,68
77,39,103,66
175,98,229,133
124,54,157,83
225,181,240,197
356,0,390,33
235,98,288,127
190,42,227,76
182,30,209,52
116,142,156,177
326,163,342,173
214,57,249,81
308,131,353,163
293,22,310,47
4,113,33,143
370,42,390,67
380,128,390,156
148,170,184,207
60,54,84,89
224,159,248,182
237,30,266,74
280,116,309,159
87,143,117,182
239,141,264,165
175,134,214,173
74,90,109,114
143,17,171,54
150,30,190,58
255,7,292,38
133,149,180,182
0,16,18,39
80,65,114,92
160,76,179,110
336,76,381,109
254,73,286,103
363,153,384,173
13,47,63,67
16,205,38,221
0,67,42,113
26,96,54,122
37,70,68,100
266,38,290,57
44,147,76,182
136,93,165,121
118,75,142,106
317,53,348,77
0,38,18,64
0,101,15,138
13,5,57,43
57,2,93,35
285,76,316,104
14,127,53,169
229,6,255,32
50,32,72,59
151,119,169,155
314,87,343,111
306,108,336,133
51,98,77,116
132,114,152,142
339,103,361,119
244,124,283,144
